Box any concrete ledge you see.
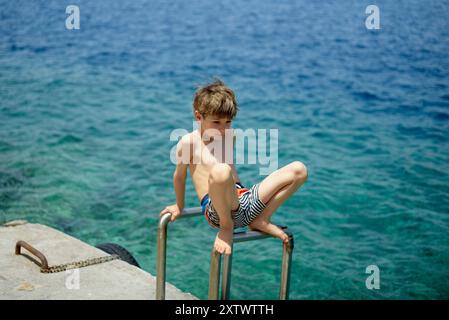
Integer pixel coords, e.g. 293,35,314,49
0,221,197,300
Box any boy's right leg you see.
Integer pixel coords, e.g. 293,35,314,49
208,163,240,255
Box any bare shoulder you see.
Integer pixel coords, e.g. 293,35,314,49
176,131,197,163
178,131,199,149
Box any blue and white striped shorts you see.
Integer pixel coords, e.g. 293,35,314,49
201,183,267,229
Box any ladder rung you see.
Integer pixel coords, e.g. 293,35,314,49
178,207,202,217
233,225,290,243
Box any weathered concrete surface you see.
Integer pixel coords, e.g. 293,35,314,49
0,221,197,300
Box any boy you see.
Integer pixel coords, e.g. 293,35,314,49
159,80,308,255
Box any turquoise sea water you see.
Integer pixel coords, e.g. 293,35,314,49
1,0,449,299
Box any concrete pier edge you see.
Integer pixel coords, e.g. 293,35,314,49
0,220,197,300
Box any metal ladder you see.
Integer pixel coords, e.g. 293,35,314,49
156,207,294,300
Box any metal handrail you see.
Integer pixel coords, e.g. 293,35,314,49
156,207,202,300
156,207,294,300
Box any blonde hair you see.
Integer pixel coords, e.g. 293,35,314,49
193,79,238,119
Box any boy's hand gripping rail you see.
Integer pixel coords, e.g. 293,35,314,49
157,207,294,300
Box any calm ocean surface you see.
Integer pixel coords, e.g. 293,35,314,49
1,0,449,299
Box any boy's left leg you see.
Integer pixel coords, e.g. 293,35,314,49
249,161,308,243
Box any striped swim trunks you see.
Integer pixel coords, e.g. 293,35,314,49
200,183,267,229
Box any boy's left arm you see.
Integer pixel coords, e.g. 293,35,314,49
230,132,243,184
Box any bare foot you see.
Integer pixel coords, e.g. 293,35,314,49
214,228,233,255
249,219,289,244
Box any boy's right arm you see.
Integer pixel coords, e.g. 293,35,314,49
159,137,191,221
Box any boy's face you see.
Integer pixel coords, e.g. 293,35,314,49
195,110,232,137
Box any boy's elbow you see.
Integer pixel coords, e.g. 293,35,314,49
173,170,186,183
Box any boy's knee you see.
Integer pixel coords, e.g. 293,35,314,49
209,163,232,184
290,161,308,183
